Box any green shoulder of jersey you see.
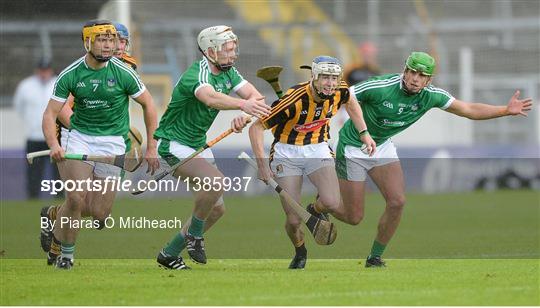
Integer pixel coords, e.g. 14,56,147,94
154,57,247,149
340,73,455,147
52,56,145,136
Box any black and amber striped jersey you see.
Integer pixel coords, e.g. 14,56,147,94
121,54,138,70
261,80,350,145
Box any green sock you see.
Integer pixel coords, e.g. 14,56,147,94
369,240,386,258
61,242,75,260
188,216,205,238
163,232,186,257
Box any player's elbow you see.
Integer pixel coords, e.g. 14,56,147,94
248,121,264,139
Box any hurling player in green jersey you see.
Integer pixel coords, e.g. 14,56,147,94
154,25,271,269
40,22,145,266
332,51,532,268
42,20,159,270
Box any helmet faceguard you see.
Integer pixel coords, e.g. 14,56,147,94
306,56,342,100
82,20,117,62
114,22,130,56
197,25,239,72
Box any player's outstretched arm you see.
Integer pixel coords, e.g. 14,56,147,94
446,90,533,120
196,85,270,118
248,120,274,183
42,99,65,162
345,95,376,156
133,89,160,174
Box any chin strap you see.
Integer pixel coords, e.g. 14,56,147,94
89,51,111,63
199,47,234,72
312,80,335,100
401,79,420,96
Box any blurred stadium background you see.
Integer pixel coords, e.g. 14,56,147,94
0,0,539,199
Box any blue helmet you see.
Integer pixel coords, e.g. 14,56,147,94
114,22,130,40
311,56,342,80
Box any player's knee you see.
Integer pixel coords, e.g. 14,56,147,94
65,193,86,209
198,189,223,205
318,195,341,212
348,211,364,225
387,195,406,211
285,215,302,230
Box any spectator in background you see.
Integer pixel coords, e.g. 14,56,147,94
13,58,59,199
343,41,381,86
333,42,382,132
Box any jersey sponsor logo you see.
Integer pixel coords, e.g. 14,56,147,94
382,118,406,127
383,101,393,109
293,119,329,133
83,98,110,109
76,81,86,88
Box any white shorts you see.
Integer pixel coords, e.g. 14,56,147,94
270,142,335,178
60,128,126,178
336,139,400,181
157,139,223,203
157,139,215,167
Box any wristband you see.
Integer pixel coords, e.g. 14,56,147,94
359,129,369,137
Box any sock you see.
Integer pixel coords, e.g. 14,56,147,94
61,242,75,260
294,242,307,257
50,235,61,255
48,205,59,221
369,240,386,258
163,232,186,257
187,216,205,238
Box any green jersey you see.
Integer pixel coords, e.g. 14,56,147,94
52,56,145,136
339,74,454,147
154,57,246,148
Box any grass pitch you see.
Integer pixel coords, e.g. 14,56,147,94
1,190,538,305
1,259,538,305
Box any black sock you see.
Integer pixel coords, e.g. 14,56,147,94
295,243,307,257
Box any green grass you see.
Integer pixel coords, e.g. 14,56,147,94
1,259,538,305
1,190,539,305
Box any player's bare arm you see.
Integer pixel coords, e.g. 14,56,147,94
57,95,74,128
345,95,376,156
133,89,159,174
446,90,532,120
231,114,251,133
42,99,65,161
248,119,274,183
231,82,268,132
195,85,270,118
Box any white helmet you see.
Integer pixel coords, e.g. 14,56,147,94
197,25,238,71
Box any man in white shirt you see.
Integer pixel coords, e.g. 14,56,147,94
13,58,59,199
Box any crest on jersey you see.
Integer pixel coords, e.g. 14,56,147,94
107,78,116,87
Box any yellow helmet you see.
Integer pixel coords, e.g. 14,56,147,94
82,20,117,61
